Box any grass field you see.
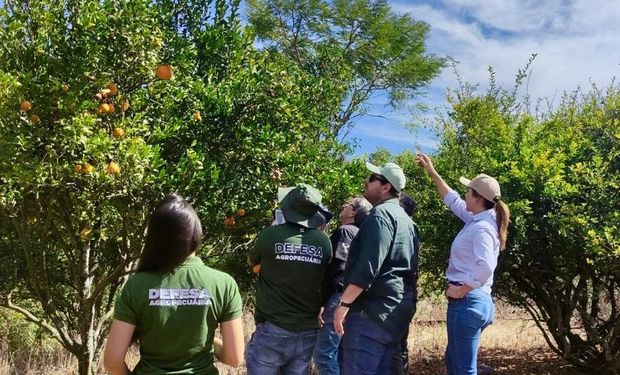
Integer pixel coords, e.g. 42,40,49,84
0,300,580,374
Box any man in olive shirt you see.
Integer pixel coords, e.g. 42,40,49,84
246,184,333,375
333,162,419,375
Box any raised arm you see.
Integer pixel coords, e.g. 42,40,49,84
416,153,451,198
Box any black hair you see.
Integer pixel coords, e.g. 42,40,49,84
136,194,203,273
388,186,400,198
399,193,417,216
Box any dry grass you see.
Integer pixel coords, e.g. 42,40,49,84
0,300,580,375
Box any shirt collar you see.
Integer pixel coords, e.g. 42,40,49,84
179,255,204,267
376,197,400,207
472,208,495,221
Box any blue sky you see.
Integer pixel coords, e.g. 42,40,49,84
344,0,620,157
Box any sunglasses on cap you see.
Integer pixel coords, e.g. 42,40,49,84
368,174,389,184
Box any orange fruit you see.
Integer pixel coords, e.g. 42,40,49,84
156,64,173,80
237,208,246,217
107,161,121,175
192,111,202,121
108,103,115,113
73,164,82,173
121,99,130,111
29,114,40,124
107,83,118,96
112,127,125,139
61,84,70,92
21,101,32,111
252,264,261,274
82,162,94,174
224,216,235,226
99,103,111,113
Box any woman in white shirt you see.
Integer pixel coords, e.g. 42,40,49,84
417,153,510,375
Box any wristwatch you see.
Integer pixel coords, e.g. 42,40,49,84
339,300,353,308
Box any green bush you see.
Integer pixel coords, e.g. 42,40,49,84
410,69,620,372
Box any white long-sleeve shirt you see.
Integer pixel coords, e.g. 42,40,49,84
443,190,499,294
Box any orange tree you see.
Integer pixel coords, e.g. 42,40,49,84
0,0,364,373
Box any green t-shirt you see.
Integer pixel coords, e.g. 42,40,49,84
343,198,418,335
249,222,332,331
114,256,242,375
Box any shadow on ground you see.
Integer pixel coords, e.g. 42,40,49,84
410,346,581,374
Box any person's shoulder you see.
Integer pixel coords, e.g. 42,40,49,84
256,223,288,240
472,217,498,235
197,264,238,285
339,224,359,236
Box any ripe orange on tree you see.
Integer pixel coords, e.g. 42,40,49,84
107,161,121,175
237,208,246,217
112,127,125,139
252,264,261,274
21,100,32,111
82,163,94,174
107,83,118,96
224,216,235,226
156,64,173,80
73,164,82,173
29,114,40,124
98,103,112,114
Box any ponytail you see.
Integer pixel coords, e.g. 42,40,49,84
494,200,510,251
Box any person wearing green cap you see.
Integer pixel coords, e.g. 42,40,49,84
333,162,419,375
246,184,333,375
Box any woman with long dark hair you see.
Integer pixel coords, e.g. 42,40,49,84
416,154,510,375
104,194,244,375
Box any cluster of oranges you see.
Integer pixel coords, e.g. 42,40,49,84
22,64,175,179
20,100,40,124
96,82,126,115
223,208,247,228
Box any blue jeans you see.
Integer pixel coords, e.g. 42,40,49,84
312,293,342,375
445,289,494,375
340,311,400,375
245,321,318,375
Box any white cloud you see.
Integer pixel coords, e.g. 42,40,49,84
348,0,620,155
391,0,620,108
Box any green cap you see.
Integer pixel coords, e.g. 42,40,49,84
277,184,323,228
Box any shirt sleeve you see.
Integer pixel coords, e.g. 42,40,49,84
219,275,243,322
463,225,496,288
443,190,474,223
248,229,265,265
344,216,393,290
114,278,138,325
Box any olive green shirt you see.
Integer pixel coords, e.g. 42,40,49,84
343,198,418,335
114,256,242,375
249,222,332,331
